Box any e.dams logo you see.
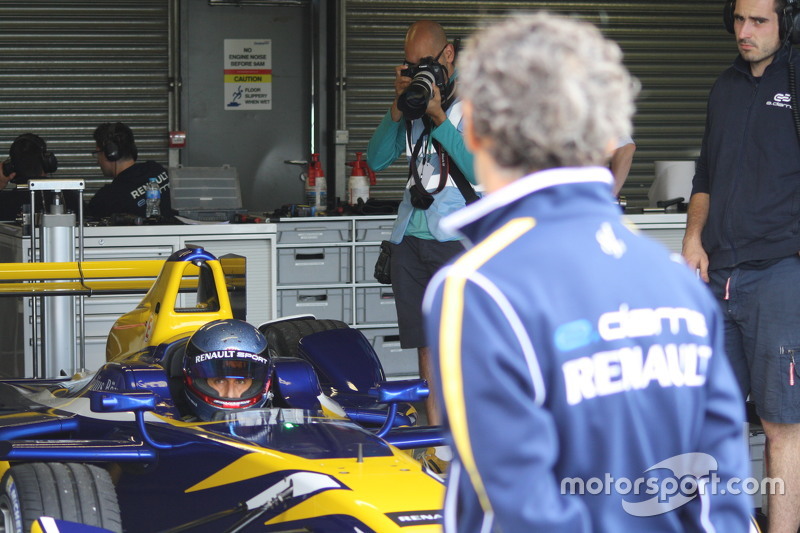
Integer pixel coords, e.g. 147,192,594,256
767,92,792,109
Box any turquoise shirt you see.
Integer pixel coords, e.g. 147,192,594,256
366,83,476,241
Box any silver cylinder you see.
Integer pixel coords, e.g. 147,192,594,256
41,212,76,378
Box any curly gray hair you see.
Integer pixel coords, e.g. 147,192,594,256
458,13,637,174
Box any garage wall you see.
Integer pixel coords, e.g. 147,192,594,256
342,1,738,206
179,1,312,213
0,1,170,191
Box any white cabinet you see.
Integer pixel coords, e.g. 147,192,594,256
626,213,687,254
275,216,419,379
0,223,276,377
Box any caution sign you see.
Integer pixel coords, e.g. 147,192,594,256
224,39,272,110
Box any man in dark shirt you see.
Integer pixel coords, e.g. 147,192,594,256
682,1,800,530
86,122,172,219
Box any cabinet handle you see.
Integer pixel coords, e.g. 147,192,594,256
298,294,327,303
295,252,324,261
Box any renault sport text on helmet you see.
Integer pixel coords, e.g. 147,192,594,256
183,319,273,421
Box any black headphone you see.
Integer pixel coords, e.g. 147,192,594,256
724,0,800,44
3,133,58,177
102,123,121,162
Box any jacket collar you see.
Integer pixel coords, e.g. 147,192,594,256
440,166,613,238
733,42,791,78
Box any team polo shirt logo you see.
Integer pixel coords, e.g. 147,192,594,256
767,92,792,109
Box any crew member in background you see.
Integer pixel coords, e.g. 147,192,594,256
682,0,800,530
86,122,172,219
610,135,636,197
366,20,477,427
0,133,60,221
424,13,752,531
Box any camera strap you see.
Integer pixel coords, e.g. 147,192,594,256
405,88,478,207
441,149,479,205
406,118,448,198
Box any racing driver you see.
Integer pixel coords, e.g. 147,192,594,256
182,319,274,421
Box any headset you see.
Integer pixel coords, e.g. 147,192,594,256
2,133,58,177
724,0,800,44
102,123,121,162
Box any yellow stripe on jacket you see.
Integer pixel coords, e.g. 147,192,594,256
438,216,536,514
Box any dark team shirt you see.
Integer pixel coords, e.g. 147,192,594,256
86,160,172,219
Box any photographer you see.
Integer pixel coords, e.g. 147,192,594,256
367,20,476,427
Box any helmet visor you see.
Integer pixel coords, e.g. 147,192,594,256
186,350,271,402
189,350,270,380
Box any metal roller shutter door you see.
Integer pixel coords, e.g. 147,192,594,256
344,1,737,206
0,1,169,193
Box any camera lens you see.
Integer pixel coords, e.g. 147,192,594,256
398,70,436,120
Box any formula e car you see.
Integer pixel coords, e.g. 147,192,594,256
0,246,445,532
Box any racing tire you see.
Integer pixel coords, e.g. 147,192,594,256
0,462,122,533
261,317,349,359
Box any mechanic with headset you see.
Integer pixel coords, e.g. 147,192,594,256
0,133,62,221
423,13,752,531
86,121,172,220
181,319,274,422
366,20,477,426
682,1,800,530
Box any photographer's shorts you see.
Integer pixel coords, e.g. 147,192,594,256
708,255,800,424
391,236,465,349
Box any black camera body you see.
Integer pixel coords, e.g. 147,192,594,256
397,58,449,120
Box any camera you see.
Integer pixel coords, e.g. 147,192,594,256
397,58,449,120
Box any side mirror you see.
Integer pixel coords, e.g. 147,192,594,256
88,390,189,450
90,391,156,413
368,379,429,438
370,379,429,403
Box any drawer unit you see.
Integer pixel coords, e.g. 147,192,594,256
277,247,351,285
361,327,418,378
277,288,353,323
354,244,380,283
277,220,350,244
355,219,394,242
355,287,397,324
275,217,408,374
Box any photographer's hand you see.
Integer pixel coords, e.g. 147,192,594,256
391,65,413,122
426,84,447,126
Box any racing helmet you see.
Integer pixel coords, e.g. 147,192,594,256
183,319,273,421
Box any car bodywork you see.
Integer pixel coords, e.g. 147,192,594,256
0,246,444,532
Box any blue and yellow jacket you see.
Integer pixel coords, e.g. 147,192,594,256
424,167,752,532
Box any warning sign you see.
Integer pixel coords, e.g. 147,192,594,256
224,39,272,110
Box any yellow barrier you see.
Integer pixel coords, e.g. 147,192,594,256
0,260,167,295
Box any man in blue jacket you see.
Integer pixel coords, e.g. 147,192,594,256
367,20,476,425
682,1,800,530
424,13,753,532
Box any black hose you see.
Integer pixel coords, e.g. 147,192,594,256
789,49,800,143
